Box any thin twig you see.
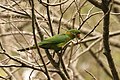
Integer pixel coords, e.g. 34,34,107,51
71,38,102,63
38,0,69,6
30,0,51,79
45,0,54,36
87,0,102,9
85,70,97,80
0,4,30,17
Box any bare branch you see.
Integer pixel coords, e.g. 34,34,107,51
87,0,102,9
102,0,120,79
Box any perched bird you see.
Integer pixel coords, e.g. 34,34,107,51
17,29,80,52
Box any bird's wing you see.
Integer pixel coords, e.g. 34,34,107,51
38,34,71,47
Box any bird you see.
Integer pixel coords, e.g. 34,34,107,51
17,29,80,52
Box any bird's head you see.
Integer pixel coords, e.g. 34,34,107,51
66,29,80,39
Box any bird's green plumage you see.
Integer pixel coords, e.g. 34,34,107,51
17,29,80,52
36,34,71,51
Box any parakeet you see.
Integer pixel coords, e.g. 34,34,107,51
17,29,80,52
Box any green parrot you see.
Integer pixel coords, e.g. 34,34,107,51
17,29,80,52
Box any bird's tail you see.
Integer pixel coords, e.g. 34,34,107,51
17,46,36,51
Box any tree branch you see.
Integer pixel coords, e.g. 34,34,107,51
30,0,51,79
102,0,120,79
87,0,102,9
